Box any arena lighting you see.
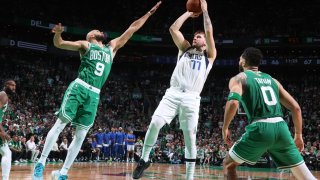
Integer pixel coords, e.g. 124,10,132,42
27,18,162,42
17,41,47,51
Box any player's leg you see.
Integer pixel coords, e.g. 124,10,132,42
0,144,12,180
132,116,167,179
133,91,179,179
106,145,110,160
33,119,68,180
111,143,116,160
140,115,167,162
52,89,98,177
114,143,119,161
290,163,317,180
179,94,201,180
37,118,68,166
182,129,197,180
36,81,79,169
58,127,89,176
127,145,131,162
222,153,241,180
226,122,274,180
140,92,179,162
269,121,316,180
129,145,134,162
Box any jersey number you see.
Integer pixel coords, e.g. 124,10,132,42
261,86,277,106
191,60,201,70
94,62,105,76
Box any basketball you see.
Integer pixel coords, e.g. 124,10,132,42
186,0,201,13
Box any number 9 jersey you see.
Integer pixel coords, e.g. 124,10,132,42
78,43,113,89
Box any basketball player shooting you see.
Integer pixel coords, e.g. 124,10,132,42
133,0,217,179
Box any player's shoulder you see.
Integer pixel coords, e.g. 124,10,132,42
0,91,8,104
232,72,247,81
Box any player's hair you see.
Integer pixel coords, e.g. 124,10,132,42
194,30,205,37
3,79,14,88
241,47,263,67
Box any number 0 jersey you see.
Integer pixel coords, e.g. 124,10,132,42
78,43,113,89
241,70,283,123
170,47,213,93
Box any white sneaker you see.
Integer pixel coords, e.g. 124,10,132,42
51,170,68,180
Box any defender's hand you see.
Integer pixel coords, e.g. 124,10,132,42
149,1,162,15
294,133,304,152
52,23,65,34
222,128,232,148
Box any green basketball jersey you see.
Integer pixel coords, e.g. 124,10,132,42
0,102,8,122
241,70,283,123
78,43,113,89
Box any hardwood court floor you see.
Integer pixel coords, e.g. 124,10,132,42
8,162,320,179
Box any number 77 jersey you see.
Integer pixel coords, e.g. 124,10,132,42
241,70,283,123
170,48,213,93
78,43,113,89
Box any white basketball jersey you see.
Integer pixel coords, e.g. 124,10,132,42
170,47,213,93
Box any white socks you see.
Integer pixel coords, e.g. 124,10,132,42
60,127,88,175
291,162,317,180
186,162,195,180
0,144,11,180
141,116,166,162
38,118,67,165
183,129,197,180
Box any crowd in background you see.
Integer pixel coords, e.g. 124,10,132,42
1,51,320,170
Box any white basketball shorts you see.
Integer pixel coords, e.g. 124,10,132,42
153,87,201,131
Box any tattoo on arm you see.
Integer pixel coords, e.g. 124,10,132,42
234,73,246,89
203,11,212,30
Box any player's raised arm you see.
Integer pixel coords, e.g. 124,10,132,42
200,0,216,61
52,23,88,52
109,1,161,54
169,12,196,53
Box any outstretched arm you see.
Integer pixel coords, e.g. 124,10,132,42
222,74,245,147
52,23,88,52
169,12,196,53
200,0,217,61
109,1,162,54
274,78,304,152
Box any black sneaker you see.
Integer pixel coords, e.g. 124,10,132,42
132,159,151,179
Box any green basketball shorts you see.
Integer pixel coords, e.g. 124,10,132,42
56,78,100,130
229,117,304,169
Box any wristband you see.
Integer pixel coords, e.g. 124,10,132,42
227,92,241,101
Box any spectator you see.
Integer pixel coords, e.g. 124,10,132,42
26,135,40,163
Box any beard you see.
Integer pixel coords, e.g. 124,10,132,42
4,88,15,95
239,65,244,72
95,33,105,42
